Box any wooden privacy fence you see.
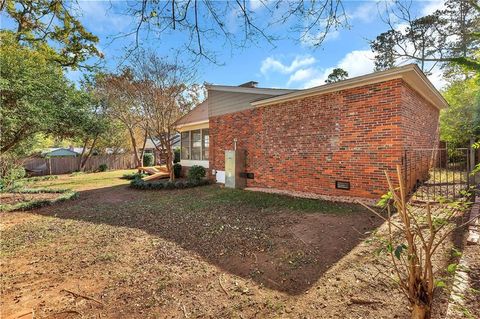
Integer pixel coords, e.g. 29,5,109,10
23,154,137,176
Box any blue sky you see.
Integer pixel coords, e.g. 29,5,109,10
5,1,446,89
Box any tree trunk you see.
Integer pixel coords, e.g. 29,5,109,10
139,128,148,166
80,135,99,171
164,129,174,181
166,144,174,181
127,128,142,168
78,138,90,171
411,303,429,319
150,131,175,181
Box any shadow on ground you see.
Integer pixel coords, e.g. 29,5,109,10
32,183,384,295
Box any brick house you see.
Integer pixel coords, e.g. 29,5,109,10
173,64,447,202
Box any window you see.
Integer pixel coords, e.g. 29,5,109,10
180,128,209,161
202,129,209,160
181,132,190,160
191,130,201,160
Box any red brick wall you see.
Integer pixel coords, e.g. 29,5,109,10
400,82,440,189
400,82,440,149
209,108,261,174
209,79,440,200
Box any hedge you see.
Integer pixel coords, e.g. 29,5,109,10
130,178,210,190
121,172,147,180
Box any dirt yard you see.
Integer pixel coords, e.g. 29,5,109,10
0,170,466,318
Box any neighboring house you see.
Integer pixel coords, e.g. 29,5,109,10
42,148,80,157
142,135,180,165
173,65,447,201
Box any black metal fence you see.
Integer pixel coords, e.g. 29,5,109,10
403,148,473,203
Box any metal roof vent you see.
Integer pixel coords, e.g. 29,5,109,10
238,81,258,88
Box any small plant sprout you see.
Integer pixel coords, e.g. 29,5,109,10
359,165,475,319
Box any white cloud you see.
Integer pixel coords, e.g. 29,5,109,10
301,29,340,46
421,1,446,16
77,1,130,33
260,55,316,75
348,0,393,23
337,50,376,78
348,1,379,23
249,0,265,11
261,49,375,89
302,49,375,88
287,68,316,85
427,66,447,90
302,69,332,88
260,48,446,90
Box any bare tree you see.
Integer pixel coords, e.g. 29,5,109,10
360,165,475,319
371,0,479,74
118,0,348,62
131,52,199,180
95,70,147,167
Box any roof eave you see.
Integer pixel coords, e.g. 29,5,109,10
251,64,448,109
174,120,209,129
206,85,297,95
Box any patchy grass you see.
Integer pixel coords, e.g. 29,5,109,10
1,170,412,319
34,169,134,190
207,187,363,214
0,188,78,212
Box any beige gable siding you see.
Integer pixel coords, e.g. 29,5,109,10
208,90,285,117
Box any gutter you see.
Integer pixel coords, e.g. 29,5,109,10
174,120,209,129
251,64,448,109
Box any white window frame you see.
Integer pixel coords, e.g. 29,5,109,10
180,128,209,161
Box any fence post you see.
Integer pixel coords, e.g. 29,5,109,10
403,149,408,190
471,137,478,185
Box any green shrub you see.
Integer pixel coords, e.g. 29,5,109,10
152,181,165,189
0,166,26,191
185,180,195,188
187,165,206,182
164,181,176,189
173,163,182,178
143,153,154,167
129,178,210,191
121,172,147,180
198,179,210,186
173,148,181,163
23,175,58,182
98,164,108,172
174,180,185,189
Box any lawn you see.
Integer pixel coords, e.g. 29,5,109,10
0,170,455,318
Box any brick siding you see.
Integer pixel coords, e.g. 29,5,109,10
209,79,440,200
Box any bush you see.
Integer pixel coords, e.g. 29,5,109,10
150,181,164,189
187,165,206,182
143,153,154,167
173,163,182,178
121,172,147,180
173,148,181,163
174,180,185,189
185,180,195,188
164,181,176,189
0,165,26,191
23,175,58,182
98,164,108,172
130,178,210,190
